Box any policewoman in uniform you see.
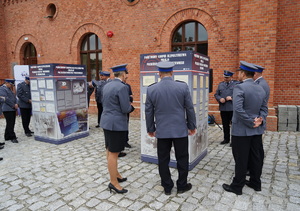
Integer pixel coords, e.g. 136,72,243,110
222,61,268,195
100,64,134,194
17,76,34,137
0,79,19,143
214,70,238,145
145,61,197,195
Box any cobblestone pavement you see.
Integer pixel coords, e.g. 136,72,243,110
0,114,299,211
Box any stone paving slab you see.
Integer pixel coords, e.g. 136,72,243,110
0,114,299,210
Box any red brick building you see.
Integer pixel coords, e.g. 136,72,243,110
0,0,299,131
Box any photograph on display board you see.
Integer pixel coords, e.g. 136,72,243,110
56,80,71,90
72,80,86,95
57,110,79,137
33,113,60,139
75,108,88,132
190,121,208,161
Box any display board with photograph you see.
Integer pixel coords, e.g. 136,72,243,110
140,51,210,170
29,64,89,144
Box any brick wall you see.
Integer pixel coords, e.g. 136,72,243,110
275,0,300,106
0,0,299,131
0,4,8,79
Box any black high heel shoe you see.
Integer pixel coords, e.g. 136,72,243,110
117,177,127,183
108,183,128,194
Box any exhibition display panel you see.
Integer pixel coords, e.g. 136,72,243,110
140,51,210,170
29,64,89,144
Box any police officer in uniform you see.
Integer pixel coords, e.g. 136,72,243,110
214,70,238,145
17,76,34,137
0,79,19,143
253,64,270,104
100,64,134,194
222,61,268,195
145,61,197,195
94,71,111,128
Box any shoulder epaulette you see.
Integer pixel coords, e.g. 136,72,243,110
148,82,157,87
175,80,186,83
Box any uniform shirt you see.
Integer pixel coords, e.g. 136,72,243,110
231,78,268,136
0,85,17,112
17,81,32,109
145,77,196,139
214,80,238,111
100,79,133,131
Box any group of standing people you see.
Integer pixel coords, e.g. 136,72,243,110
215,61,270,195
0,60,269,197
0,76,33,161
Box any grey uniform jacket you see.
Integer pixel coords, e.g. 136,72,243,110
255,77,270,103
0,85,17,112
95,79,111,103
145,77,196,139
17,81,32,109
214,80,238,111
231,79,268,136
100,79,133,131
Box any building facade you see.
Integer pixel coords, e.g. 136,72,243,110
1,0,299,131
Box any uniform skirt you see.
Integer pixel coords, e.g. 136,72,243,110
103,129,127,152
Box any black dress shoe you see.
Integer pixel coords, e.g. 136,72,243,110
0,142,5,146
220,140,229,145
108,183,128,194
29,131,34,134
117,177,127,183
25,133,32,137
118,152,126,157
245,180,261,191
95,125,100,128
222,184,242,195
0,157,3,161
177,183,192,194
0,145,4,150
125,143,132,148
11,139,19,143
164,190,171,195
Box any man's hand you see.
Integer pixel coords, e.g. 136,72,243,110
226,96,232,101
253,117,263,128
14,104,19,109
220,98,225,103
188,129,196,136
148,132,156,137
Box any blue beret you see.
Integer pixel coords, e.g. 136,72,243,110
25,76,30,80
5,79,15,85
157,61,175,72
223,70,234,77
110,64,127,72
99,71,111,76
239,61,258,72
253,64,264,73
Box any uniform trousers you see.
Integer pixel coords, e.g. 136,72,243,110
3,111,17,140
97,102,103,124
230,135,264,191
157,137,189,191
220,111,233,142
20,108,32,134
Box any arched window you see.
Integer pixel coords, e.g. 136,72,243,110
23,43,37,65
172,21,208,55
80,33,102,81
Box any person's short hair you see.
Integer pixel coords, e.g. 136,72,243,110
241,69,255,77
114,71,126,78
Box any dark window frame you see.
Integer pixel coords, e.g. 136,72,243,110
80,33,102,81
23,43,37,65
171,21,208,55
